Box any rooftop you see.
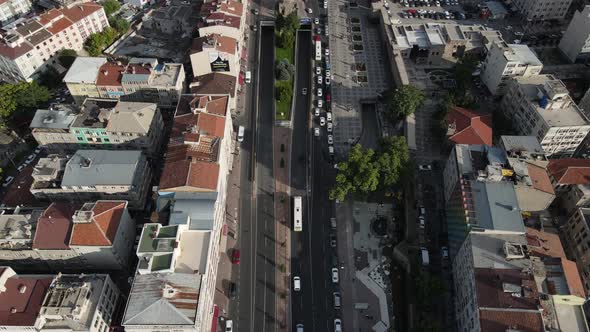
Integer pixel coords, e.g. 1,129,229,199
0,268,53,327
0,209,41,249
176,94,229,117
169,192,218,230
123,273,201,326
189,73,236,97
61,150,145,187
547,158,590,185
106,102,158,134
470,232,530,270
500,135,546,157
137,223,179,253
31,203,75,250
175,231,211,274
69,201,127,247
503,43,543,66
446,106,492,146
469,181,525,232
63,57,108,84
30,108,77,130
479,308,543,332
475,268,540,310
191,34,237,55
71,98,119,129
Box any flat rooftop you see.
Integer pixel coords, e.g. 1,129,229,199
470,181,525,232
151,63,182,87
470,233,530,269
175,231,211,274
505,44,543,66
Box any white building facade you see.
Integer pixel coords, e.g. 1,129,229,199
0,0,32,25
559,6,590,63
512,0,572,20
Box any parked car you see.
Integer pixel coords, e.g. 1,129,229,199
317,88,323,97
325,48,330,56
441,246,449,259
326,112,332,122
328,135,334,145
316,66,322,75
314,127,320,136
318,75,323,84
17,164,25,172
327,122,333,132
314,17,320,24
293,276,301,291
302,88,308,95
325,76,331,85
318,99,324,108
306,7,313,13
330,234,337,247
331,268,339,283
334,319,342,332
2,176,14,188
314,108,320,116
225,320,233,332
25,153,36,164
418,164,432,171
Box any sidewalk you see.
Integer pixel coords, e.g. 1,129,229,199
273,126,292,332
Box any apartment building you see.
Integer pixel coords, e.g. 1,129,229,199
30,99,163,155
190,34,239,78
563,208,590,294
502,74,590,157
445,106,492,146
547,158,590,213
0,3,109,82
189,73,237,112
143,4,194,35
559,6,590,63
64,57,185,108
453,231,588,332
0,130,26,168
30,150,151,209
0,0,32,26
512,0,572,21
481,42,543,95
0,268,121,332
0,201,135,271
198,0,246,41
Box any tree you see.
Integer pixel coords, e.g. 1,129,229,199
0,82,50,119
275,83,292,102
58,49,77,69
109,17,130,35
383,85,425,121
286,10,299,33
38,67,62,89
415,271,446,305
453,54,478,93
102,0,121,16
84,27,119,56
277,30,294,49
376,136,410,188
329,144,380,201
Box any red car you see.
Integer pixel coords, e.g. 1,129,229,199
326,94,331,102
231,249,240,264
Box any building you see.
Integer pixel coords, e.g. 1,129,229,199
0,201,135,271
190,34,239,78
0,0,32,26
559,6,590,63
446,106,492,146
63,57,108,104
198,0,245,41
512,0,572,21
502,74,590,157
30,150,151,209
0,130,26,168
64,57,185,108
30,99,164,155
124,0,152,8
0,267,121,332
563,208,590,294
143,4,194,35
443,140,555,212
0,3,109,82
453,230,588,332
480,42,543,95
189,73,237,112
547,158,590,213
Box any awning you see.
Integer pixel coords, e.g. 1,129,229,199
238,72,245,85
210,305,219,332
241,47,247,60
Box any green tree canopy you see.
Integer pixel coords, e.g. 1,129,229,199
109,17,130,35
453,54,478,93
376,136,410,188
0,82,50,119
383,85,425,121
84,27,119,56
38,67,62,89
102,0,121,16
58,49,77,69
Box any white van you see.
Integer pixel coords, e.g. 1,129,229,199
237,126,245,142
245,71,252,83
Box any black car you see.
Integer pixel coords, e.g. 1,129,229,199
228,282,237,299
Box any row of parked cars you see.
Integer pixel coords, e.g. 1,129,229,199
401,8,466,19
397,0,459,7
2,147,41,188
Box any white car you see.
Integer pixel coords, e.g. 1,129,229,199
331,268,339,283
314,18,320,24
25,153,36,164
326,112,332,122
302,88,307,95
317,88,323,97
327,122,333,132
328,135,333,145
418,164,432,171
325,48,330,56
318,99,323,108
326,70,331,78
225,320,233,332
317,75,323,84
2,176,14,188
306,7,313,13
17,164,25,172
325,76,331,85
294,276,301,291
323,1,327,8
419,216,425,229
314,108,320,116
441,246,449,259
320,117,326,126
34,147,42,154
314,127,320,136
316,66,322,75
334,319,342,332
514,31,524,36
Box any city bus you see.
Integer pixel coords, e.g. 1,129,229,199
314,35,322,61
294,196,303,232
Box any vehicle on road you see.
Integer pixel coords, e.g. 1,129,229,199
296,324,304,332
323,0,327,8
2,176,14,188
293,276,301,291
302,88,307,95
320,117,326,126
17,164,25,172
326,112,332,122
237,126,245,142
329,146,334,155
251,25,257,32
330,217,337,229
325,76,330,85
318,99,323,108
35,147,42,154
419,216,425,229
333,292,341,309
421,247,430,266
330,234,336,247
441,246,449,259
25,153,36,164
317,75,323,84
306,7,313,13
314,108,320,116
418,164,432,171
315,36,322,61
253,8,259,14
314,127,320,136
245,71,251,83
419,206,426,216
225,320,233,332
326,94,331,102
331,268,339,283
294,196,303,231
328,135,333,145
317,88,323,97
325,48,330,56
314,17,319,24
316,66,322,75
327,122,333,132
231,249,240,264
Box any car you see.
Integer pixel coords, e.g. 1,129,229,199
441,246,449,259
320,117,326,126
17,164,25,172
317,88,323,97
325,27,329,35
419,216,425,229
334,319,342,332
330,217,337,229
514,31,524,36
231,249,240,264
318,99,323,108
326,94,331,102
418,164,432,171
2,176,14,188
330,234,336,247
314,127,320,136
296,324,304,332
302,88,308,95
253,8,259,14
327,122,333,132
316,66,322,75
325,76,331,85
251,25,257,32
228,282,237,299
419,206,426,215
328,135,333,145
25,153,36,164
331,268,339,283
316,27,322,34
325,48,330,56
314,17,320,24
435,1,440,5
314,108,320,116
326,112,332,122
317,75,323,84
323,1,327,8
34,147,42,154
225,320,233,332
306,7,313,13
293,276,301,291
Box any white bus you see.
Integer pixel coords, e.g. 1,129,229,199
314,36,322,61
294,196,303,232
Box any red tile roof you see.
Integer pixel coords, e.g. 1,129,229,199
32,203,76,250
159,160,219,190
525,227,566,258
479,309,544,332
46,17,74,35
61,3,103,23
204,13,241,29
38,9,63,25
190,73,236,97
547,158,590,185
219,0,243,17
198,95,228,116
560,259,586,298
191,34,237,55
0,40,33,60
526,163,555,195
475,268,539,310
96,63,125,87
0,271,52,327
446,106,492,146
197,112,226,137
69,201,126,246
